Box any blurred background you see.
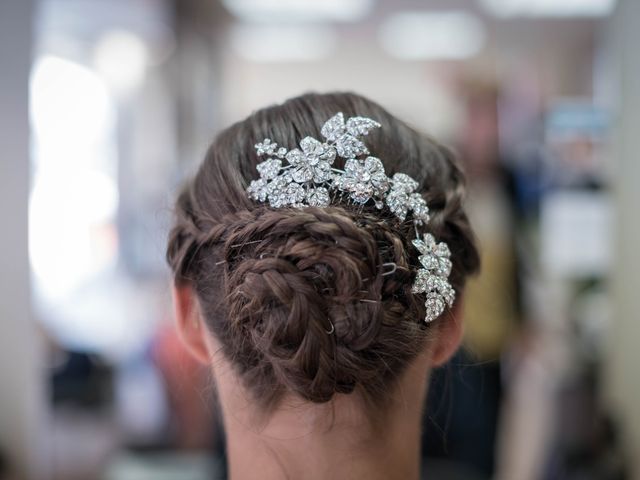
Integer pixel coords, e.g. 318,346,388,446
1,0,639,478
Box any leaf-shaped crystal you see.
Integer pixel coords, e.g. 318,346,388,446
291,165,314,183
442,284,456,306
411,233,436,255
286,149,305,166
408,193,430,223
335,134,367,158
435,242,450,258
266,174,293,208
307,187,330,207
387,190,410,220
425,292,446,323
247,178,268,202
391,173,419,193
346,116,381,137
321,112,346,141
312,161,332,182
420,254,440,270
412,269,431,294
363,157,390,195
363,156,383,171
300,136,336,165
436,257,453,277
411,237,426,252
284,182,305,205
256,158,282,180
422,233,437,250
343,158,361,176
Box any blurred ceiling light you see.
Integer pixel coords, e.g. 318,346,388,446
29,168,119,299
30,54,118,300
378,11,485,61
222,0,374,22
479,0,616,17
94,30,149,92
230,24,336,62
30,56,114,152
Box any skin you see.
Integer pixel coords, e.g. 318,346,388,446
173,284,464,480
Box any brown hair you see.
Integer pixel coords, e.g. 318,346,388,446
166,92,479,411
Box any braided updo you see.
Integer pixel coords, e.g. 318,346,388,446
166,92,479,411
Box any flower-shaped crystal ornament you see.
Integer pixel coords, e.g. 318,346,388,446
411,233,455,322
247,159,282,202
247,113,383,209
255,139,287,158
246,112,455,323
335,157,389,203
254,138,277,156
286,137,336,183
247,178,268,202
386,173,430,224
266,174,305,208
320,112,381,158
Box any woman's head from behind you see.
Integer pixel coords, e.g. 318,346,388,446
166,93,479,469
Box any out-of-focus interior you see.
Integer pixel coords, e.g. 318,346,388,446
1,0,639,478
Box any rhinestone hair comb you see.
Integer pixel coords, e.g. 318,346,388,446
246,112,455,322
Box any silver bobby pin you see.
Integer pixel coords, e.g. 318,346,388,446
325,321,335,335
381,262,397,276
229,239,262,249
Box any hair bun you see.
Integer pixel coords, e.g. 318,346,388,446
218,207,412,403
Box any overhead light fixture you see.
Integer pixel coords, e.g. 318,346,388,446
30,55,114,150
222,0,374,23
378,11,485,61
230,23,336,62
478,0,616,17
94,30,149,92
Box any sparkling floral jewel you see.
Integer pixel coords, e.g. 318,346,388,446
391,173,419,193
307,187,330,207
286,136,336,184
411,232,455,322
387,173,428,222
246,112,455,323
255,138,278,156
409,194,430,223
339,157,389,203
387,190,411,221
320,112,379,158
247,178,268,202
256,158,282,180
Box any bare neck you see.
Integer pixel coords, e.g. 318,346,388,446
213,357,431,480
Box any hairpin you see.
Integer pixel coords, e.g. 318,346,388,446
246,112,454,322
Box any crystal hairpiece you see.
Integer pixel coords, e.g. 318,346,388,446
246,112,455,323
